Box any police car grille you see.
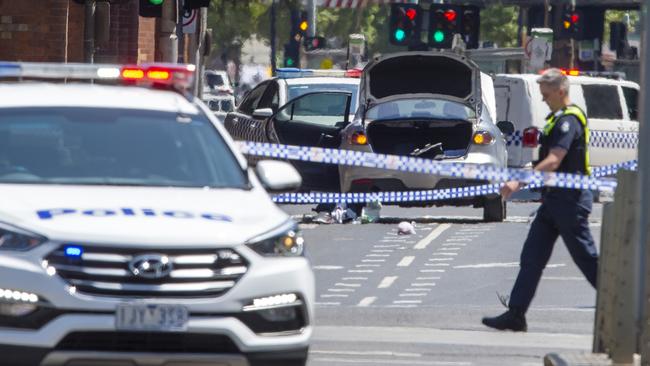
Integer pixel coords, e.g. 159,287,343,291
45,246,248,297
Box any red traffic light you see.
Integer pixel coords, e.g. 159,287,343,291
570,13,579,23
405,8,417,21
444,9,457,22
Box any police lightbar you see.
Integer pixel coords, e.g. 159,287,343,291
0,62,196,92
276,67,361,79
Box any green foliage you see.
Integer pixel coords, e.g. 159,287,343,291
480,4,519,48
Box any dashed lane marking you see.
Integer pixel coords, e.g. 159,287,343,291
442,243,466,246
321,294,348,298
426,261,450,266
362,259,386,263
416,277,441,280
374,244,401,248
399,293,427,297
315,302,341,306
429,258,454,261
348,269,374,273
393,300,422,304
414,224,452,250
420,269,445,273
335,283,361,287
313,265,344,270
357,297,377,307
405,288,431,292
372,250,394,253
366,254,390,257
328,288,355,292
378,276,398,289
397,256,415,267
342,277,368,281
439,247,461,251
411,283,436,287
356,264,381,268
445,238,473,242
432,252,458,256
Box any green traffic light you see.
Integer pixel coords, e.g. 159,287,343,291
394,29,406,42
433,30,445,43
286,58,295,67
149,0,163,4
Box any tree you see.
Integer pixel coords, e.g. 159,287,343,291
480,4,519,48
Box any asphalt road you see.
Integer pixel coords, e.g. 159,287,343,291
280,201,604,366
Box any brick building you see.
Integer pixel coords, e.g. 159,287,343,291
0,0,159,64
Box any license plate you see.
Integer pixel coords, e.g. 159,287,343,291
116,304,188,331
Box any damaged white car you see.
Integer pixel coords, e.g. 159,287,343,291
338,52,513,222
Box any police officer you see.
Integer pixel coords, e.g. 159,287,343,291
482,68,598,332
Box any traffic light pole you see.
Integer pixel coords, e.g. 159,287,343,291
159,0,179,63
83,0,96,63
307,0,316,38
270,0,277,75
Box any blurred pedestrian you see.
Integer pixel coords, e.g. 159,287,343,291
481,68,598,332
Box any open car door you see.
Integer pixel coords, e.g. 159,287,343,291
268,91,352,192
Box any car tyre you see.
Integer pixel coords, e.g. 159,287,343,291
483,196,506,222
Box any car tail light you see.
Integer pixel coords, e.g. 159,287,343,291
522,127,540,147
472,131,494,145
345,69,362,78
350,132,368,145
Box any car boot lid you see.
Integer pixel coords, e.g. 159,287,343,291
360,51,481,109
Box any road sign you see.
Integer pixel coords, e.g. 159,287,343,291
182,8,197,34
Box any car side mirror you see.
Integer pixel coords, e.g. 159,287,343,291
497,121,515,135
253,108,274,119
255,160,302,193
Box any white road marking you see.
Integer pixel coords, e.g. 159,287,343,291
362,259,386,263
386,304,418,308
315,302,341,306
439,247,461,251
453,262,518,269
313,265,344,270
336,283,361,287
394,300,422,304
343,277,368,281
310,350,420,358
374,244,400,248
411,283,436,287
357,296,377,307
348,269,374,273
426,261,450,266
420,269,445,273
422,267,446,271
442,243,466,246
414,224,452,250
432,252,458,256
381,238,406,242
366,254,390,257
399,292,427,297
328,289,355,292
430,257,454,261
378,276,398,289
397,256,415,267
321,294,348,298
416,277,441,280
445,238,473,242
405,288,431,292
372,250,394,253
356,264,381,268
310,357,471,365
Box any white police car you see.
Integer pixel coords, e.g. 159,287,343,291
0,62,314,366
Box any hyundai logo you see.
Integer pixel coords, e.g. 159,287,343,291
129,254,173,279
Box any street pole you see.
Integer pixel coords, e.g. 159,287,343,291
159,0,178,62
637,0,650,363
83,0,96,63
307,0,316,38
270,0,277,75
177,0,185,63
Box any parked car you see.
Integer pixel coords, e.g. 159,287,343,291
0,62,313,366
204,69,234,96
224,68,361,192
338,52,513,222
495,72,639,168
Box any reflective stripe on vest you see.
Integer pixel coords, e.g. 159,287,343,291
542,105,591,175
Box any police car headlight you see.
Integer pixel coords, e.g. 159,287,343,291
0,222,46,251
245,221,304,257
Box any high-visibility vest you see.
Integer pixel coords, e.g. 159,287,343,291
542,105,591,175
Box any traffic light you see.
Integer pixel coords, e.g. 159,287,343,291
429,5,460,48
610,21,627,58
284,41,300,68
139,0,163,18
389,4,422,46
460,6,480,49
304,36,326,51
298,11,309,38
557,5,584,39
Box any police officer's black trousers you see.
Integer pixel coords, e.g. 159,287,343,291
508,192,599,314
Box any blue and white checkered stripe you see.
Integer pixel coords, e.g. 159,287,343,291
237,141,618,192
270,160,636,204
506,130,638,148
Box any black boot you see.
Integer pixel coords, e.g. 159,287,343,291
482,308,527,332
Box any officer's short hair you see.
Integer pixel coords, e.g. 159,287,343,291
537,68,570,93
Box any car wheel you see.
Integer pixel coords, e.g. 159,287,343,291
483,196,506,222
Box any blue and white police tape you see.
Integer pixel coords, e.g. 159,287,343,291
270,159,637,204
237,141,619,192
506,130,638,149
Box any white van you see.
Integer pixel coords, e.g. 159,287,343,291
495,73,639,168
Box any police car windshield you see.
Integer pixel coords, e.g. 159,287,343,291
0,108,248,188
288,83,359,113
366,99,476,121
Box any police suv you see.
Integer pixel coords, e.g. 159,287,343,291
0,62,314,366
